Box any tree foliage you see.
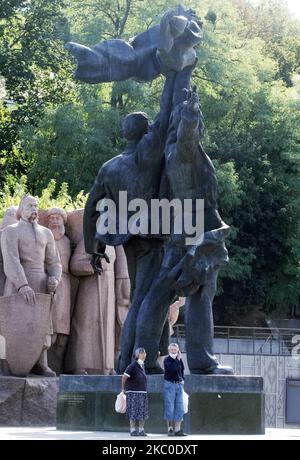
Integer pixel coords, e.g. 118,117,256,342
0,175,87,219
0,0,74,181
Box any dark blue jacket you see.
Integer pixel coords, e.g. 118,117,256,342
164,356,185,382
124,361,147,392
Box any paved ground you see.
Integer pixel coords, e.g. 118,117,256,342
0,427,299,440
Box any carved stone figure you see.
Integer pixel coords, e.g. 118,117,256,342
0,234,5,298
0,195,62,376
0,293,53,377
156,297,186,364
0,206,18,375
65,240,130,375
168,297,185,337
0,206,18,296
46,207,72,375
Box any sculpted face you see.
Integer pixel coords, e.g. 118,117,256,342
48,214,65,241
2,206,18,228
20,197,38,223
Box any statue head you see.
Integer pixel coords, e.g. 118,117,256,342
1,206,18,228
47,207,67,241
122,112,149,141
17,195,39,223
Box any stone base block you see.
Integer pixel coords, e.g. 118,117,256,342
0,376,59,426
57,374,265,434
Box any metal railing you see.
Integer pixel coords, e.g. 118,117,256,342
171,324,300,356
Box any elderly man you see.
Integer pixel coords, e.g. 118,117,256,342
1,195,62,376
46,207,72,374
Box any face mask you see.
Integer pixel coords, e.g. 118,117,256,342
137,359,144,365
169,353,177,359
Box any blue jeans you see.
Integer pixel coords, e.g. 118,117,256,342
163,380,184,422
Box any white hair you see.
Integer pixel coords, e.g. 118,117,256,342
168,343,179,351
47,207,67,224
134,347,146,359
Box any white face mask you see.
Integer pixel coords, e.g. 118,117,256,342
169,353,178,359
137,359,144,365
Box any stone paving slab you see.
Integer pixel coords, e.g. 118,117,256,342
0,427,299,440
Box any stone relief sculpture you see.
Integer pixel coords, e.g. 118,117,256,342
168,297,185,337
156,297,186,365
64,238,130,375
0,195,62,377
0,206,18,296
46,207,72,375
0,206,18,375
0,204,130,377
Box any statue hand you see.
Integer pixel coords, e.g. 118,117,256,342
19,286,36,305
187,85,199,111
91,253,110,276
48,276,59,293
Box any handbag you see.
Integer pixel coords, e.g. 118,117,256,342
182,390,189,414
115,391,127,413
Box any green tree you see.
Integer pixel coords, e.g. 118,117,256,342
0,175,87,220
192,0,300,318
0,0,74,185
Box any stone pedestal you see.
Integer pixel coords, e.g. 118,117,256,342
0,376,59,426
57,374,265,434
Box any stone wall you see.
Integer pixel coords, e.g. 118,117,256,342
215,354,300,429
0,377,59,426
57,374,265,434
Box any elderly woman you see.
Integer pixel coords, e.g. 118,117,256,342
163,343,187,436
121,347,148,436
